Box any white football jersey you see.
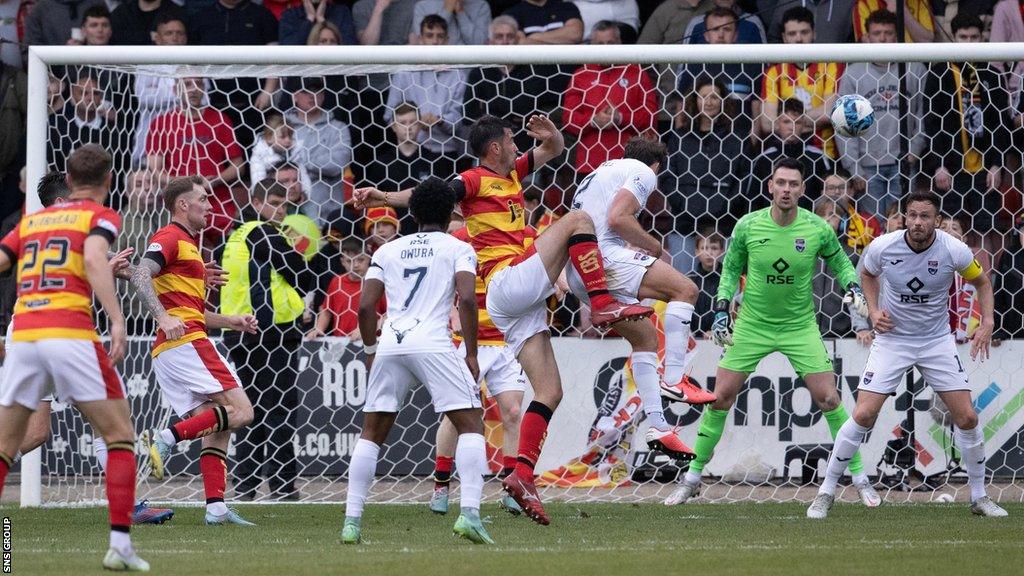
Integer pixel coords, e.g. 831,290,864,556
862,229,979,339
569,158,657,248
365,232,477,355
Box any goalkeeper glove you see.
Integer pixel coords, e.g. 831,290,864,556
843,283,869,318
711,299,733,347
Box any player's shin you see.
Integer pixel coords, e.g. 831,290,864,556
93,436,108,470
455,433,486,514
663,301,696,384
632,352,667,429
688,408,728,483
344,438,381,523
106,442,137,553
162,405,229,444
0,452,11,496
200,446,229,515
514,401,553,480
823,405,868,483
819,419,871,496
566,234,614,309
954,426,988,502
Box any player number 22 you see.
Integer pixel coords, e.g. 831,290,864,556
20,237,70,291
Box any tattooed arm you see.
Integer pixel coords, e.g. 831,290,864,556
129,256,187,340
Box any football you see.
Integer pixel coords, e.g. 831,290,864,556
831,94,876,137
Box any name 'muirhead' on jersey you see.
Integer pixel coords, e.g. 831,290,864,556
569,158,657,248
718,207,858,330
366,231,477,355
862,229,981,339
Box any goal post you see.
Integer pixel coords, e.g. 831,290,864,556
19,42,1024,508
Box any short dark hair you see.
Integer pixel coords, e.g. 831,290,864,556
163,175,205,212
272,161,300,175
592,19,622,36
421,14,448,35
623,137,667,168
781,97,805,115
951,13,983,35
864,9,897,33
704,6,738,27
37,171,68,208
409,177,454,228
66,144,111,187
82,5,110,23
782,6,814,28
252,177,288,201
772,157,805,179
152,11,186,32
340,237,363,255
468,115,513,158
902,190,942,212
698,232,725,249
394,102,418,117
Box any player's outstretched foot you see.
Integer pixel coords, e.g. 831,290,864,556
660,375,716,406
589,300,653,328
453,512,495,545
499,493,522,516
855,480,882,508
132,501,174,525
142,430,171,481
807,493,834,519
341,518,361,544
429,486,449,514
971,496,1008,517
102,547,150,572
205,508,256,526
663,480,699,506
501,473,550,526
645,427,696,462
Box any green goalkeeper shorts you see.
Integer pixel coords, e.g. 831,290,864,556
718,321,833,377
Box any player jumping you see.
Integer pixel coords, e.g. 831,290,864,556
343,177,494,544
665,158,880,508
808,191,1007,518
0,145,148,571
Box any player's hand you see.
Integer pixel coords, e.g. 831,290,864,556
204,260,228,288
970,319,994,361
526,114,559,142
464,354,480,382
711,311,732,347
108,321,127,365
843,284,869,318
869,309,893,333
158,314,187,340
109,247,134,279
352,187,387,210
855,329,874,347
233,314,259,334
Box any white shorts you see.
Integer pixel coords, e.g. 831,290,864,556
458,343,528,397
486,253,555,355
365,350,482,414
0,339,125,409
566,244,655,305
860,333,970,395
152,338,241,417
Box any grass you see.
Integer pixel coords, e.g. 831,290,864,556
3,502,1022,575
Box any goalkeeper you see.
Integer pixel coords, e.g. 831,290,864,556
665,158,880,508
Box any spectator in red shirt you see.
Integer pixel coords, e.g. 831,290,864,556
305,238,384,339
562,20,657,175
145,77,243,244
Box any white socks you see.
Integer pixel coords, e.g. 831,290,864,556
954,426,988,502
207,501,228,516
159,429,176,446
683,470,701,486
820,419,871,496
344,439,380,519
632,352,667,429
454,433,486,512
662,301,695,385
93,436,108,471
109,530,132,554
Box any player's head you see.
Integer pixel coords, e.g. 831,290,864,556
37,171,69,208
409,177,455,231
703,7,738,45
420,14,449,46
66,144,112,201
768,157,805,210
251,177,289,224
623,137,667,174
469,115,517,164
781,6,814,44
901,190,941,244
951,13,983,43
163,175,211,232
864,9,897,44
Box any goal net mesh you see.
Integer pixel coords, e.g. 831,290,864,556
29,52,1024,506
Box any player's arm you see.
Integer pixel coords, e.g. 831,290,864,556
358,276,385,369
455,269,478,376
527,114,565,168
353,186,414,210
205,311,258,333
819,225,868,317
131,253,187,340
859,258,893,333
711,223,748,347
607,189,661,258
84,234,127,364
961,258,995,361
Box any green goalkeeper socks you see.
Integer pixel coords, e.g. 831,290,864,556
823,405,864,475
690,408,729,474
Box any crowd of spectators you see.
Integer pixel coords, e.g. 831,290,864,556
4,0,1024,342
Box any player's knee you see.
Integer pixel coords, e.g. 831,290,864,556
816,392,841,412
670,278,699,304
499,400,522,428
564,209,595,233
954,411,978,431
852,406,878,429
235,403,255,428
19,429,47,454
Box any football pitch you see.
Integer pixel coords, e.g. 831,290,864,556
4,502,1022,575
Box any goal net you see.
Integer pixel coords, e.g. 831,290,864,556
18,43,1024,507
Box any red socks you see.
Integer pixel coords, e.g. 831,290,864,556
0,452,11,499
200,447,228,504
567,234,613,309
171,405,228,442
501,455,517,479
515,401,554,481
105,442,136,532
434,455,454,489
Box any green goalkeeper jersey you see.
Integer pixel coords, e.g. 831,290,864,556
717,207,859,330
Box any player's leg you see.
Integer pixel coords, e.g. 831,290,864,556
429,415,457,514
494,390,524,477
0,341,50,498
18,401,52,454
195,408,255,525
530,210,652,326
486,347,527,515
446,407,494,544
90,431,175,526
802,371,875,496
0,404,34,496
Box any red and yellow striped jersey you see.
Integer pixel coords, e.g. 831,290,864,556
0,199,121,342
451,226,504,346
853,0,934,43
145,222,208,357
455,152,535,283
762,62,844,158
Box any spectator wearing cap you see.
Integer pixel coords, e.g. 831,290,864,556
681,0,764,44
638,0,713,44
504,0,584,44
25,0,106,46
110,0,186,45
364,206,399,252
562,20,656,176
995,213,1024,339
130,12,188,167
280,0,357,45
285,76,353,225
409,0,491,45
